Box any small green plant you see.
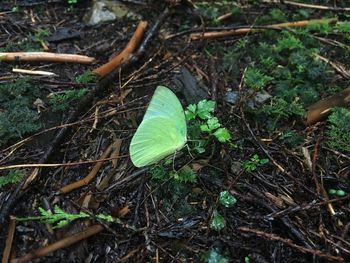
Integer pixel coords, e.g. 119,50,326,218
279,130,304,147
16,205,115,229
328,189,346,197
210,210,225,231
0,170,24,189
150,165,197,184
327,108,350,153
76,70,95,84
241,154,269,172
150,165,198,218
49,88,88,112
245,68,273,91
172,165,197,183
204,248,229,263
219,191,237,208
67,0,78,5
186,100,231,153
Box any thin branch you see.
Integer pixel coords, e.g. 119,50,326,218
305,87,350,125
93,21,148,77
11,225,104,263
190,18,337,40
239,227,345,262
0,52,94,64
281,0,350,11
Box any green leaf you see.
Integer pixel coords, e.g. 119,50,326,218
197,100,215,120
219,191,237,208
213,128,231,143
210,210,225,231
204,249,229,263
200,117,220,133
185,104,197,121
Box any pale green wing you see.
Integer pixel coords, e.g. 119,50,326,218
130,118,186,167
143,86,187,135
129,86,187,167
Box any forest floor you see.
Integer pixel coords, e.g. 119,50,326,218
0,1,349,262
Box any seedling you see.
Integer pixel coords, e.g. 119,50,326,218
16,205,115,229
328,189,346,197
245,68,273,91
210,210,225,231
219,191,237,208
76,70,95,84
48,88,88,112
204,248,229,263
186,100,231,153
241,154,269,172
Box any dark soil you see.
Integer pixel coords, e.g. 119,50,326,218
0,1,349,263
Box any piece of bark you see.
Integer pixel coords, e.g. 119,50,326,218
305,87,350,125
0,52,94,64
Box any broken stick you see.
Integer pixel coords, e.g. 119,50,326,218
305,87,350,125
0,52,94,64
190,18,337,40
93,21,148,77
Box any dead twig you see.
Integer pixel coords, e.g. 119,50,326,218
314,53,350,80
10,224,104,263
239,227,345,262
190,18,337,40
93,21,148,77
305,87,350,125
59,141,120,194
278,0,350,11
12,68,57,76
2,216,16,263
0,155,127,171
0,52,94,64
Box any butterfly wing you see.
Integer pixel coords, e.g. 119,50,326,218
129,86,187,167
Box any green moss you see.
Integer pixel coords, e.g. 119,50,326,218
0,78,41,146
327,108,350,152
49,88,88,112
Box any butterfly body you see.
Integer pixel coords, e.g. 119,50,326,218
129,86,187,167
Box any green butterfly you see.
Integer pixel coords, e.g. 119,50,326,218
129,86,187,167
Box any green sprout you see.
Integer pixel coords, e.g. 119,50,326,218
76,70,96,84
16,205,115,229
204,248,229,263
241,154,269,172
186,100,231,153
328,189,346,197
48,88,88,112
219,191,237,208
210,210,225,231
